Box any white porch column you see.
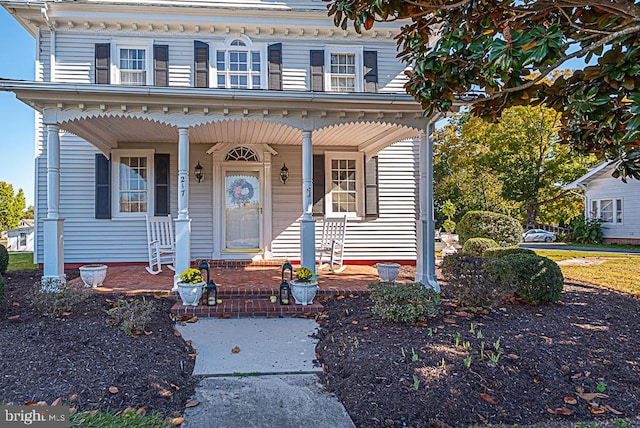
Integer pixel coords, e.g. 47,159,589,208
300,130,316,271
42,123,65,289
415,121,440,292
174,127,191,288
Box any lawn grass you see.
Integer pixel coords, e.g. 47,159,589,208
535,249,640,296
70,410,175,427
566,242,640,251
7,253,37,271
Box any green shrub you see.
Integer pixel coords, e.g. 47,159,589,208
31,280,92,317
369,282,440,323
107,298,156,336
462,237,499,256
441,253,515,309
457,211,523,247
0,274,5,308
0,245,9,275
483,246,536,259
502,254,564,304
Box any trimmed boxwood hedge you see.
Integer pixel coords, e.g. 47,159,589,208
462,237,499,256
502,253,564,304
0,245,9,275
457,211,523,247
483,246,536,259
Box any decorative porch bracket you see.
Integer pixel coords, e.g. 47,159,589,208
300,130,316,273
42,123,66,290
415,118,440,292
174,127,191,289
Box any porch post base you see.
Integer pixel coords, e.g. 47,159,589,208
40,275,67,292
43,218,65,291
415,218,440,293
174,218,191,290
300,217,316,274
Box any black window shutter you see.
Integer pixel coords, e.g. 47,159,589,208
95,154,111,219
310,50,324,92
365,155,379,216
363,50,378,93
154,45,169,87
95,43,110,84
154,154,170,216
268,43,283,90
313,154,325,215
194,41,209,88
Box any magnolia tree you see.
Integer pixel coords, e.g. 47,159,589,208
327,0,640,180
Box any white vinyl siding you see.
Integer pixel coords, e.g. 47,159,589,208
271,139,418,261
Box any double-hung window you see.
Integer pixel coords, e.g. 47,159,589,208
325,152,365,217
590,198,623,224
111,40,153,85
112,150,155,217
215,38,265,89
325,47,363,92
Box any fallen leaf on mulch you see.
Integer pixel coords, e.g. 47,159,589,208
186,316,198,323
547,407,573,415
7,315,19,321
351,321,358,325
540,336,553,345
453,311,469,317
571,373,582,379
118,407,136,415
563,396,578,405
507,353,520,359
174,331,182,337
159,389,173,397
185,401,200,408
136,407,147,417
170,383,181,390
443,318,457,324
590,406,606,414
362,326,369,330
61,312,72,316
533,378,542,384
480,393,497,404
171,417,184,425
108,386,119,394
576,389,608,401
603,404,623,415
231,346,240,353
322,363,329,373
336,295,346,300
51,397,62,406
69,393,78,401
11,301,20,307
185,340,192,347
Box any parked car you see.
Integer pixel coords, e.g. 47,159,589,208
522,229,557,243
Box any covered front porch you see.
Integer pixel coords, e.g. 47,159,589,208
1,80,447,292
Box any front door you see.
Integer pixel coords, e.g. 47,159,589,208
223,170,261,252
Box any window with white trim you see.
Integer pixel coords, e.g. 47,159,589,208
215,37,266,89
325,152,365,217
590,198,623,224
112,150,154,217
111,41,153,85
19,232,27,247
325,47,363,92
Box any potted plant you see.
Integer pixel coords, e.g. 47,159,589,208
177,268,205,306
376,262,401,283
289,266,319,306
440,200,459,255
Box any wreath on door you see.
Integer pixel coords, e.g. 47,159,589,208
228,178,255,206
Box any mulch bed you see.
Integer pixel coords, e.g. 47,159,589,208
0,269,198,417
316,274,640,427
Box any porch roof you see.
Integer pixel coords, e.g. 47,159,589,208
1,79,438,156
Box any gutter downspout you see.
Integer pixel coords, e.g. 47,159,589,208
41,5,55,82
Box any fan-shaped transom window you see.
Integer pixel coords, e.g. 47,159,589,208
225,146,259,162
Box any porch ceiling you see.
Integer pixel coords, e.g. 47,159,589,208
2,80,432,153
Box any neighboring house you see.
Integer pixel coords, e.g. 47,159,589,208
0,0,451,288
6,219,35,252
565,162,640,245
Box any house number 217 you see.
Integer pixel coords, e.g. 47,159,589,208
180,176,186,197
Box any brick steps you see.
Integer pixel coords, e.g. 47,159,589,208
171,298,324,319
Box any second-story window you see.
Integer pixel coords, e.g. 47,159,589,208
119,48,146,85
215,38,264,89
330,53,356,92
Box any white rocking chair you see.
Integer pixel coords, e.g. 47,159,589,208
316,215,347,272
146,215,176,275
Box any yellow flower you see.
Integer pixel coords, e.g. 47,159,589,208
179,268,203,284
295,267,314,282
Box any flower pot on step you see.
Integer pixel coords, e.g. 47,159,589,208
79,264,108,287
177,281,205,306
290,280,319,306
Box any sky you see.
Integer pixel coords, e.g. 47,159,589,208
0,7,35,205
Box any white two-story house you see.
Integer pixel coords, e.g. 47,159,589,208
1,0,447,289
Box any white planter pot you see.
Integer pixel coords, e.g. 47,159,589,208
79,264,108,287
290,280,319,306
177,281,205,306
377,262,401,283
441,233,459,256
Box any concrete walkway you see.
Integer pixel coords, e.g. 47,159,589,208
176,318,355,428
